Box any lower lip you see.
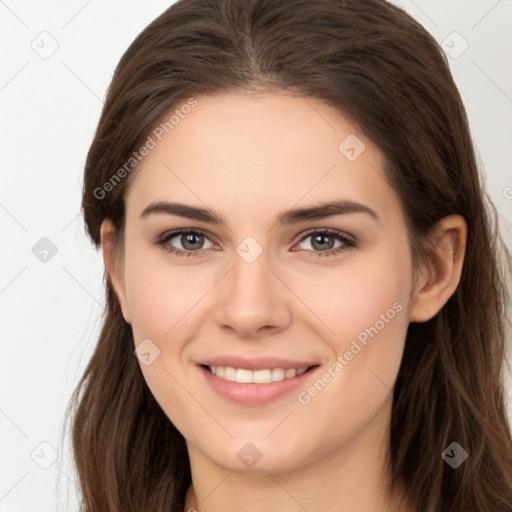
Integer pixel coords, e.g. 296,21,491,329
198,365,318,406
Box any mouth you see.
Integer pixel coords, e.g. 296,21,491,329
196,359,320,406
201,364,315,383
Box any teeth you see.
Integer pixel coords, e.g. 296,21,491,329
285,369,296,378
271,368,285,381
208,365,308,383
224,367,236,381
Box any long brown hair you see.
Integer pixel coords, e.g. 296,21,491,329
63,0,512,510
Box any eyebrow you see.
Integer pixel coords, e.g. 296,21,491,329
140,200,379,226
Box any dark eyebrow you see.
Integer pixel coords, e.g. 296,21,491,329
140,200,379,225
140,202,226,225
274,200,379,225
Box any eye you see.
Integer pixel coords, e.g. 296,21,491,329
157,229,215,257
156,228,356,258
293,229,356,257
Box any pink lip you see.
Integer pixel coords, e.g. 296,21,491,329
196,355,317,371
197,361,319,406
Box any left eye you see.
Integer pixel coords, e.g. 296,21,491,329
294,230,355,254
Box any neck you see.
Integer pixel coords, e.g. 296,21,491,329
183,394,410,512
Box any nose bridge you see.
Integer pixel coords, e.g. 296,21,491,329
213,240,292,335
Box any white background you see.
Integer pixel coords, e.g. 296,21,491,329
1,1,511,510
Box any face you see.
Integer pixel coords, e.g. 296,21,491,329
108,91,416,473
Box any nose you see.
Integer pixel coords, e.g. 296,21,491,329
212,249,293,338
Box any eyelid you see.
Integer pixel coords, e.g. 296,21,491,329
158,227,213,244
296,227,355,245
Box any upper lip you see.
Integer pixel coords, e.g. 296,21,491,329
196,356,318,371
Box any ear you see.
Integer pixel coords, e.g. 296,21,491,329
409,214,467,323
100,219,131,324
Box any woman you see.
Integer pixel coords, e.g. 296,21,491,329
66,0,512,510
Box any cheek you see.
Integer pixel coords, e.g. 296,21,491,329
293,248,412,352
284,253,411,459
122,248,213,437
123,245,212,342
291,245,413,401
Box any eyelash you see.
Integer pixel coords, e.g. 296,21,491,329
156,228,357,258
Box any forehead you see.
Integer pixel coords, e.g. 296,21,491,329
124,91,399,225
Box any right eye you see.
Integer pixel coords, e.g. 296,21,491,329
157,229,216,257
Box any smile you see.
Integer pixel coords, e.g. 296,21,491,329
197,360,319,406
207,365,309,383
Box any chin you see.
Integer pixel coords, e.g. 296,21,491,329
198,434,323,475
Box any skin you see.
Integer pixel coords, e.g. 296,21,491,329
100,91,467,512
